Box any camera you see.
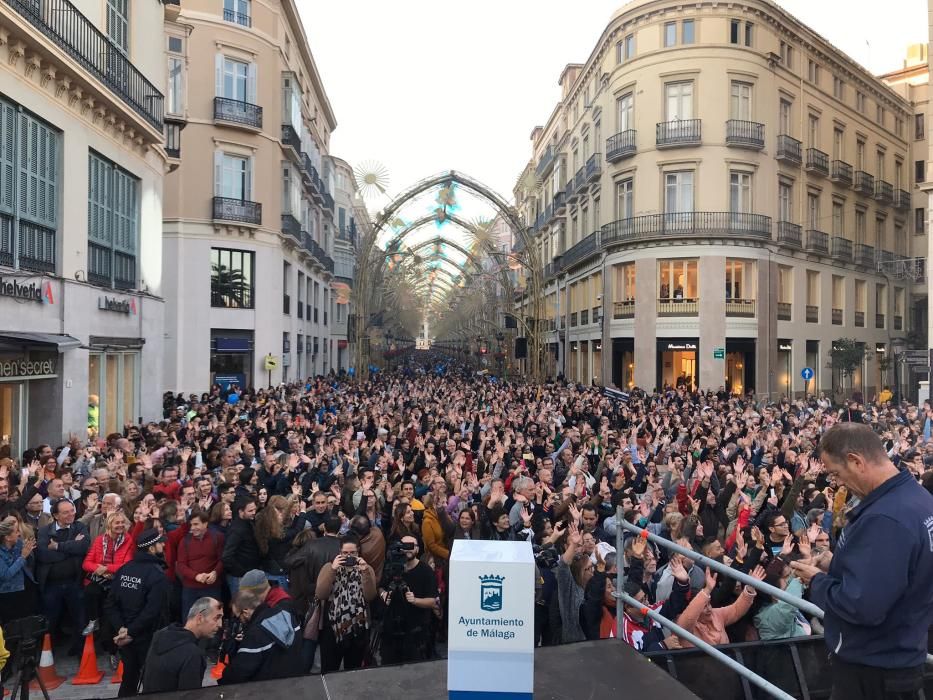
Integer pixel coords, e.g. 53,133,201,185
384,540,414,583
4,616,49,698
343,555,358,568
533,545,559,570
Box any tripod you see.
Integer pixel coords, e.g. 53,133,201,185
8,636,49,700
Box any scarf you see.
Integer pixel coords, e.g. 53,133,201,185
327,566,369,643
101,533,125,565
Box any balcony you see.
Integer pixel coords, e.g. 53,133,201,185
281,125,301,154
562,231,600,269
4,0,165,130
606,130,637,162
855,310,865,327
831,236,853,262
776,221,802,247
876,313,885,329
874,179,894,204
854,170,874,195
281,214,301,241
565,179,578,204
895,189,911,210
584,153,602,183
777,302,791,321
322,192,335,213
805,229,829,254
776,135,802,165
895,315,903,330
553,190,567,214
725,120,764,149
535,146,555,178
806,305,819,323
602,211,771,245
725,299,756,317
855,243,875,267
213,196,261,225
614,300,635,319
164,121,181,159
321,255,335,274
831,160,853,185
658,298,699,316
214,97,262,129
573,167,585,192
832,308,843,325
223,8,251,27
805,148,829,176
656,119,701,148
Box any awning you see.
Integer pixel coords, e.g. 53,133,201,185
0,332,81,352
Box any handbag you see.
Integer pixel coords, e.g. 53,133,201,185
303,598,322,641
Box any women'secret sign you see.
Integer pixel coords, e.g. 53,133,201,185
448,540,534,700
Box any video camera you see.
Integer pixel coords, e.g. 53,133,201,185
532,545,559,570
384,540,415,589
4,616,49,700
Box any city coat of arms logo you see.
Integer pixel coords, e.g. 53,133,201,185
479,574,504,612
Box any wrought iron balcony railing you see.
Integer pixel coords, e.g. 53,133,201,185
214,96,262,128
805,229,829,254
213,196,261,225
876,313,885,329
535,146,555,178
4,0,165,130
831,236,853,261
831,160,853,185
832,308,843,325
806,305,819,323
223,8,251,26
777,302,791,321
776,134,802,165
281,213,301,239
584,153,601,182
776,221,802,247
854,170,874,195
874,179,893,204
895,189,911,210
805,148,829,176
656,119,701,147
725,120,764,149
855,310,865,327
855,243,875,267
601,211,771,245
606,130,637,162
281,125,301,153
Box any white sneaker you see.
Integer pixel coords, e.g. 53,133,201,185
82,619,99,636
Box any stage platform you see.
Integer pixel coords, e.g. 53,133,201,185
145,640,699,699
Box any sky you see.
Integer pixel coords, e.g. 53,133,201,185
300,0,927,213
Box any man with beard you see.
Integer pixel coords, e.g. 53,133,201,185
377,535,437,664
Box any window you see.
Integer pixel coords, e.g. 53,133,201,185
856,91,866,114
168,36,183,53
780,41,793,68
220,57,250,102
915,207,925,235
581,206,588,237
725,259,754,300
832,275,844,311
778,266,792,305
807,270,820,307
808,114,819,148
779,99,792,135
833,128,844,160
916,160,925,183
833,77,845,100
854,210,865,245
777,182,792,221
664,81,693,120
682,19,695,44
216,153,250,200
617,93,633,131
88,153,138,289
106,0,128,54
665,171,694,214
895,117,903,138
730,172,752,213
0,101,59,272
616,179,633,219
855,280,866,314
832,201,844,236
876,104,885,126
895,160,903,190
895,223,905,255
730,81,752,120
730,20,752,46
89,352,139,439
624,34,635,60
875,216,886,249
224,0,251,26
915,114,925,140
807,59,819,84
730,20,740,44
283,261,291,315
658,260,697,299
856,140,865,170
664,22,676,47
211,248,254,308
875,283,887,325
744,22,753,46
876,150,885,180
167,57,184,116
808,193,820,229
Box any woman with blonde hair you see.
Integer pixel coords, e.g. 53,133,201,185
81,510,134,635
0,515,36,624
255,495,291,591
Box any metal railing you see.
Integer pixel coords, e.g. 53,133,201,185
895,314,903,330
725,120,764,149
805,148,829,176
281,213,301,239
854,170,874,195
831,160,853,185
776,135,802,164
896,189,911,209
603,212,771,243
832,308,843,325
585,153,602,182
855,310,865,327
5,0,165,130
876,312,885,329
214,96,262,128
606,130,637,161
805,229,829,254
777,302,791,321
281,124,301,153
874,179,893,204
776,221,801,246
223,7,251,26
213,196,261,225
535,146,555,178
552,190,567,213
806,305,819,323
855,242,875,267
831,236,852,261
657,119,701,147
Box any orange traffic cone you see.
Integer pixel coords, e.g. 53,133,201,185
71,635,105,685
210,655,227,680
110,661,123,684
29,634,64,691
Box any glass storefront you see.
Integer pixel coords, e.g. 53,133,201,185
612,338,635,390
0,383,23,458
88,351,139,438
805,340,820,395
725,339,756,395
777,340,792,397
657,339,698,390
210,333,253,391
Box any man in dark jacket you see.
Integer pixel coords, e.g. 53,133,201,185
36,499,90,655
221,496,260,595
219,588,303,685
105,528,169,697
142,597,223,693
793,423,933,700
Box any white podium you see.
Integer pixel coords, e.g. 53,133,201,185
447,539,535,700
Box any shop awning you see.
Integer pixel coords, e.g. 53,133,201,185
0,332,81,352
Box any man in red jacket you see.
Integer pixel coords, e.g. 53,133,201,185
175,509,224,620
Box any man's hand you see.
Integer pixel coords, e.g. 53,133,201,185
789,560,822,585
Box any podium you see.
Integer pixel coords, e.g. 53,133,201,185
447,539,535,700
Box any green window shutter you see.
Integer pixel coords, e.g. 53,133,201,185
18,113,57,228
0,99,14,215
88,153,113,245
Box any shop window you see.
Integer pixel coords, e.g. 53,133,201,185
211,248,254,308
658,259,698,300
88,352,139,438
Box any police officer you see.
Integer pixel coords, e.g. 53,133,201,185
104,528,169,697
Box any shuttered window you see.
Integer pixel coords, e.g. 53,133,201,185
88,152,138,289
107,0,129,54
0,98,58,272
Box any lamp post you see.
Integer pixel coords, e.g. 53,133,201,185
892,336,907,403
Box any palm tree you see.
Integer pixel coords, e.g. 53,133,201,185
211,263,248,308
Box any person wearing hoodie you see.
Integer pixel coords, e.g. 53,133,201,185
142,597,223,692
219,587,303,685
221,496,260,595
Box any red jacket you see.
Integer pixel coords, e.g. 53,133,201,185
152,481,182,502
82,532,135,580
174,528,224,589
265,585,291,608
163,522,190,582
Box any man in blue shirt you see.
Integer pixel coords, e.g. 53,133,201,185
792,423,933,700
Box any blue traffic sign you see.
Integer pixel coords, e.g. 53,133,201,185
801,367,814,381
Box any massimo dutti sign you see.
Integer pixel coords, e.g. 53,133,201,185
98,295,137,315
0,277,54,304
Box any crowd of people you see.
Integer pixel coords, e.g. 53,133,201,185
0,351,930,696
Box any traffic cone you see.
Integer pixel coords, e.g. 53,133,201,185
29,634,64,690
71,635,105,685
210,655,227,680
110,661,123,684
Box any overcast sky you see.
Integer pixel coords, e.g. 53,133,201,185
300,0,927,210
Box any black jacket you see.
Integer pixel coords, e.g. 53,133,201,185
104,551,169,639
222,518,261,577
142,624,205,692
219,602,302,685
284,535,341,617
35,521,90,588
